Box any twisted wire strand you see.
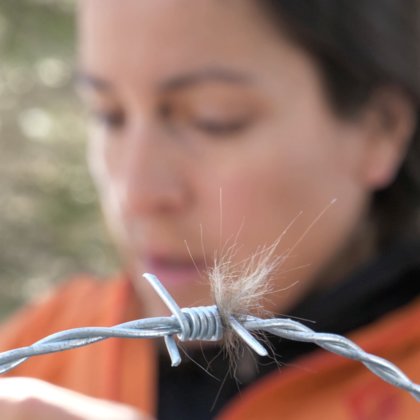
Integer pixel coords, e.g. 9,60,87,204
0,310,419,401
244,317,420,401
0,273,418,402
0,316,180,374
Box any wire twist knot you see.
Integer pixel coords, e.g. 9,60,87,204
179,306,223,341
143,273,266,365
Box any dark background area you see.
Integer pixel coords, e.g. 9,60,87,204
0,0,118,318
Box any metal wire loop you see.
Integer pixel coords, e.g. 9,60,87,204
180,306,222,341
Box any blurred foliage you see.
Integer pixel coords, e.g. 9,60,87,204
0,0,118,319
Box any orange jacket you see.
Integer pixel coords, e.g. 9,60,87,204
0,275,419,419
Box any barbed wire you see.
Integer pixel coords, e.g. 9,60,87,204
0,273,419,402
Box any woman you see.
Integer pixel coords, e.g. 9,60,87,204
0,1,419,418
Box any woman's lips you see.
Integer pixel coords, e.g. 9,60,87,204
143,256,205,286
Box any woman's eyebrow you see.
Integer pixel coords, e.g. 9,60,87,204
159,68,254,92
75,72,113,92
74,67,254,93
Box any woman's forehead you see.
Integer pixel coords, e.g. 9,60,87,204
78,0,284,71
77,0,315,99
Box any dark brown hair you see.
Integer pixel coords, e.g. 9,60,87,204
259,0,420,249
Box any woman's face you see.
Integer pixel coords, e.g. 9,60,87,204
78,0,371,316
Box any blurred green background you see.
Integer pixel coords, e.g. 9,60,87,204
0,0,118,318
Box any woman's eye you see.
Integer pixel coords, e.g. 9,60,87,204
92,110,125,130
192,118,250,136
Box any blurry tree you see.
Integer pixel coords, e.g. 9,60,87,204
0,0,118,318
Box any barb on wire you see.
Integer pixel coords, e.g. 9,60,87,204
0,272,418,402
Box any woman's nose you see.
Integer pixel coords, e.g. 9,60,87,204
117,125,189,218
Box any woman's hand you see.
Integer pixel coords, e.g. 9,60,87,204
0,377,151,420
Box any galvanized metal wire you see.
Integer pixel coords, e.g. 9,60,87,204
0,273,419,402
